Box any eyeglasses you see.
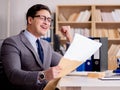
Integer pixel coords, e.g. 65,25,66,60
34,15,53,23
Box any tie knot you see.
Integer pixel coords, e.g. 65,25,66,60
36,39,42,50
36,39,40,44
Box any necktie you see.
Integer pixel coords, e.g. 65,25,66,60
36,39,44,63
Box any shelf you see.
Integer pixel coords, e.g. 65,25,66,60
56,5,120,44
58,22,91,28
56,5,120,70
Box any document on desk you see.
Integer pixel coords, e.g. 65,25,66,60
44,33,102,90
99,71,120,80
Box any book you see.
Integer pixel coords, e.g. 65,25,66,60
101,12,114,22
108,44,120,70
95,9,102,22
80,10,91,22
58,13,67,21
68,13,78,21
75,11,85,22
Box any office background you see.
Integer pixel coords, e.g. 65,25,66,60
0,0,120,39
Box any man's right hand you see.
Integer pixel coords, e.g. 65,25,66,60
44,66,62,81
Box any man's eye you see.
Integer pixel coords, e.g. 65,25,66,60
40,17,45,19
47,19,52,22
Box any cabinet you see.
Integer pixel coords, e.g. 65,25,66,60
56,5,120,70
56,5,120,46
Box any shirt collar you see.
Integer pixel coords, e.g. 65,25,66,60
24,30,40,41
24,30,40,52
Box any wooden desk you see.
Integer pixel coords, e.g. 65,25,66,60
58,75,120,90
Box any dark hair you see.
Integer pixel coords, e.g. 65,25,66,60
26,4,51,24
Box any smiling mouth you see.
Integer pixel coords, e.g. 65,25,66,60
41,25,48,29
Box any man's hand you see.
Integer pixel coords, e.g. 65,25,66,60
44,66,62,81
60,26,73,43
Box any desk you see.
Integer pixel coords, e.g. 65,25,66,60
58,75,120,90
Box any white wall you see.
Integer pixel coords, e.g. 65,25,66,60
0,0,9,39
0,0,120,39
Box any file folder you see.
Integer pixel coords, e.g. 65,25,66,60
92,37,108,71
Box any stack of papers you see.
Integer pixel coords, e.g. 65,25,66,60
99,70,120,80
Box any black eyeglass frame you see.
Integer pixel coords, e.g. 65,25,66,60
34,15,53,23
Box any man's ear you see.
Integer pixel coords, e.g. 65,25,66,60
28,17,33,24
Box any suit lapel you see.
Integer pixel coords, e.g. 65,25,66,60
19,31,43,67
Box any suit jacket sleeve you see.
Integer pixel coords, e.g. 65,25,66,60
1,38,39,87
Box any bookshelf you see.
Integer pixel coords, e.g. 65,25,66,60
56,5,120,70
56,5,120,45
56,5,93,44
93,5,120,49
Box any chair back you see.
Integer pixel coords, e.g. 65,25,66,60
0,39,4,73
0,39,4,58
0,39,4,89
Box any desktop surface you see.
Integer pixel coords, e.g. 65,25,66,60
58,71,120,90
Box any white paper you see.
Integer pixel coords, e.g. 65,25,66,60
64,33,102,61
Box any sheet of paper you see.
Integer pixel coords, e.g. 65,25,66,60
64,33,102,61
44,33,102,90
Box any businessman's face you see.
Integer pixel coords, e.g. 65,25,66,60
28,9,51,38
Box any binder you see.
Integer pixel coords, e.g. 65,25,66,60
92,38,101,71
76,57,93,71
85,57,93,71
99,37,108,71
76,62,85,71
92,37,108,71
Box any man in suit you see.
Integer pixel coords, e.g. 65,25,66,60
1,4,72,90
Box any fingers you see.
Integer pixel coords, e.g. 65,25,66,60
60,25,73,42
44,66,62,81
61,26,70,33
52,66,62,78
